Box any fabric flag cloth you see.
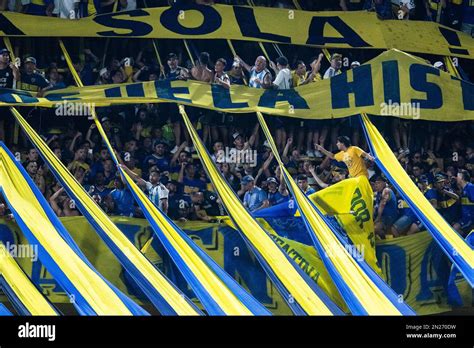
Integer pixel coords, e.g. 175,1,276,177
255,176,380,274
179,105,343,315
360,114,474,287
11,108,202,316
0,143,146,315
0,242,57,315
256,112,415,315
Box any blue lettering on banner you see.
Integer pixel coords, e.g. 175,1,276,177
306,16,371,47
94,10,153,37
211,85,249,109
331,64,374,109
258,89,309,109
155,80,191,103
160,5,222,35
451,76,474,111
382,60,401,104
233,6,291,43
410,64,443,109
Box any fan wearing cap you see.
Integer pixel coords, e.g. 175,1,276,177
425,174,460,224
165,53,190,81
227,59,246,85
373,176,399,238
453,170,474,235
433,61,446,72
241,175,269,213
229,127,259,170
323,53,343,79
266,177,289,206
316,136,374,178
18,56,51,94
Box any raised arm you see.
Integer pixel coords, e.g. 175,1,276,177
234,55,251,73
85,123,96,149
171,141,188,167
308,164,328,189
49,187,65,217
118,164,146,186
245,123,260,150
282,137,293,164
315,144,335,160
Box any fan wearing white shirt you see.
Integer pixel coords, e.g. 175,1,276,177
118,164,169,214
53,0,80,19
269,56,292,90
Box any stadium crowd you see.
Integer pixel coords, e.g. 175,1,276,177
0,0,473,240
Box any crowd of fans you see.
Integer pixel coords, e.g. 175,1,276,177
0,0,472,241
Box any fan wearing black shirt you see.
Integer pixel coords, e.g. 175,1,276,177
0,48,20,141
0,49,19,89
191,190,223,222
166,180,192,221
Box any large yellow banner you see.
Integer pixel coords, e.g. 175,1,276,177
2,50,473,121
0,5,473,58
0,217,470,315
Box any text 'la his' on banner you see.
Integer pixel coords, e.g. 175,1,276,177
1,50,473,121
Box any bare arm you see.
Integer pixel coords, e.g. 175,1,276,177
375,188,390,222
315,144,335,160
252,199,269,212
301,53,324,86
171,141,187,167
308,164,328,189
69,131,82,153
282,137,292,163
49,188,65,217
85,124,96,148
118,164,146,185
245,122,260,150
178,162,186,183
234,55,251,73
361,151,375,162
10,62,20,83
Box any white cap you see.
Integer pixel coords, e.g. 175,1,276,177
433,61,444,68
351,61,360,67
